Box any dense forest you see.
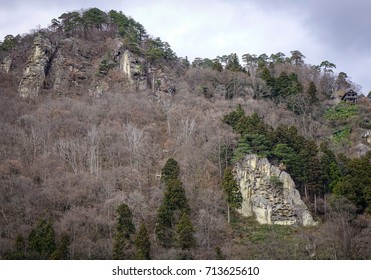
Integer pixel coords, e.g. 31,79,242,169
0,8,370,260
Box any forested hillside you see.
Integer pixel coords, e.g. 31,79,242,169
0,8,370,260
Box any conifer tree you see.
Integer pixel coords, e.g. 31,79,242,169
112,203,135,259
28,219,56,259
222,169,242,223
135,223,151,260
174,212,196,250
51,235,70,260
156,158,190,247
161,158,180,184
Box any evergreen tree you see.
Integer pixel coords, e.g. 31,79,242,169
156,178,190,247
112,203,135,259
222,169,242,223
4,234,25,259
112,232,130,260
215,246,226,260
115,203,135,238
156,159,190,247
82,8,107,30
307,81,318,103
161,158,180,184
174,212,196,250
135,223,151,260
28,219,56,259
51,235,70,260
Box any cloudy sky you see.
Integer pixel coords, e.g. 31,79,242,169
1,0,370,93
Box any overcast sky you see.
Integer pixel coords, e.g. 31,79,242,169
0,0,370,93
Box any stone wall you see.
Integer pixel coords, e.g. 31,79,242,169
234,154,316,226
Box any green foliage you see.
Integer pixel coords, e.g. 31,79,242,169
28,219,56,259
135,223,151,259
4,235,26,259
332,127,351,142
51,235,70,260
325,103,358,121
146,38,176,64
222,169,242,209
174,212,196,250
225,53,244,72
82,8,107,30
98,59,117,75
320,142,341,191
115,203,135,238
58,11,83,34
214,247,226,260
161,158,180,184
113,203,135,259
156,159,190,247
272,143,296,166
307,81,318,103
0,35,17,51
332,152,371,213
112,232,130,260
222,104,245,130
289,50,305,66
232,134,253,163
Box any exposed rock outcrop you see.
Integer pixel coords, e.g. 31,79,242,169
18,35,56,98
119,49,147,91
234,154,316,226
0,56,12,73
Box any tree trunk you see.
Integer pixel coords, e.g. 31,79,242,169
227,204,230,224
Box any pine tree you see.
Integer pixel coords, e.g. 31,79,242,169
112,203,135,259
307,81,318,103
115,203,135,238
135,223,151,260
156,159,190,247
222,169,242,223
161,158,180,184
28,219,56,259
4,234,25,259
51,235,70,260
174,212,196,250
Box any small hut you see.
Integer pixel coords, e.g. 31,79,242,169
341,89,358,103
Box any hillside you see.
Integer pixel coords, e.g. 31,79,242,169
0,8,370,260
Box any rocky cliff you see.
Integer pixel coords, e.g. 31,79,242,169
15,34,177,98
234,154,316,226
18,35,56,98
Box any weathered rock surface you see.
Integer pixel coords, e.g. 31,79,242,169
18,35,56,98
0,56,12,73
119,49,147,90
234,154,316,226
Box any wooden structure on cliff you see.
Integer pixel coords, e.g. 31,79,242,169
341,89,358,103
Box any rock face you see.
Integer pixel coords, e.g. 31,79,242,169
18,35,56,98
0,56,12,73
119,49,147,90
234,154,316,226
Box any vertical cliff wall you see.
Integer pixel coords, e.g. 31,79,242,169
18,35,56,98
234,154,316,226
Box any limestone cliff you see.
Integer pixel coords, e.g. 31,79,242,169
18,35,56,98
0,56,12,73
234,154,316,226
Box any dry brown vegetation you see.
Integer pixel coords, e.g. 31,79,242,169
0,8,370,259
